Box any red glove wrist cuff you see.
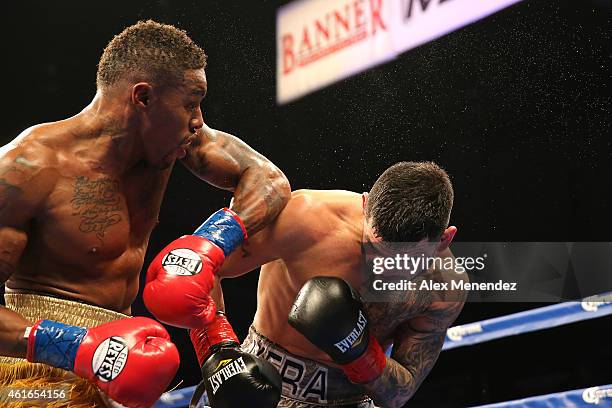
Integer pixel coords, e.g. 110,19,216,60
341,334,387,384
222,207,248,241
190,313,239,366
25,320,43,362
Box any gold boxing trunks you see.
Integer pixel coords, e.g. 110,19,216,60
0,293,128,408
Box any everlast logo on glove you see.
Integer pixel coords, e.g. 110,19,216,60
334,311,367,353
207,357,249,395
161,248,203,276
92,337,128,382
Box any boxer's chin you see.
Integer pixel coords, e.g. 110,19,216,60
156,148,185,170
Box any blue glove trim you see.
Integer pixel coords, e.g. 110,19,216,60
31,320,87,371
193,209,246,256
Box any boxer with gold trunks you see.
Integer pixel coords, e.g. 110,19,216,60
202,161,467,407
0,20,290,407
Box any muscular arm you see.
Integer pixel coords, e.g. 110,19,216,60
363,301,465,407
217,190,317,278
0,143,55,357
0,227,29,357
182,125,291,235
363,248,466,407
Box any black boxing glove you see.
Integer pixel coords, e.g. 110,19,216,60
189,312,281,408
190,347,281,408
288,276,387,384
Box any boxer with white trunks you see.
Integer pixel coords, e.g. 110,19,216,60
215,161,467,407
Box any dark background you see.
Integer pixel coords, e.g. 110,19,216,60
2,0,611,406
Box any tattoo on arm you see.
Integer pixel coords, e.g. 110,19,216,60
183,130,213,176
231,174,289,235
212,134,289,235
363,301,464,407
365,333,446,408
184,129,290,236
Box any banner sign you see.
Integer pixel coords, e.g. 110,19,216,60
277,0,523,104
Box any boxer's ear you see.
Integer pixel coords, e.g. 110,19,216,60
132,82,152,108
437,226,457,252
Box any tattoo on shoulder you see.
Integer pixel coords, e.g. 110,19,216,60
70,176,123,244
0,179,22,212
0,156,35,212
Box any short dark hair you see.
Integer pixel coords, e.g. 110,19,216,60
96,20,207,89
365,161,454,242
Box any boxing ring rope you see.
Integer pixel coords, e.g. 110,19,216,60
443,292,612,350
156,385,198,408
155,292,612,408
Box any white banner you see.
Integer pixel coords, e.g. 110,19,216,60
277,0,523,104
391,0,523,55
276,0,396,104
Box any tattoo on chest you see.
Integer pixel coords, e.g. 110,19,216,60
70,176,122,243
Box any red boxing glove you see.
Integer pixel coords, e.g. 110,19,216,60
144,208,247,329
190,311,240,366
27,317,180,408
75,317,180,407
143,235,224,329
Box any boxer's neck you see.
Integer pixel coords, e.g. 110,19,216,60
71,90,145,175
361,192,380,244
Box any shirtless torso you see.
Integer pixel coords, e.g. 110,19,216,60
0,80,290,359
221,189,466,406
1,123,171,313
0,21,291,408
